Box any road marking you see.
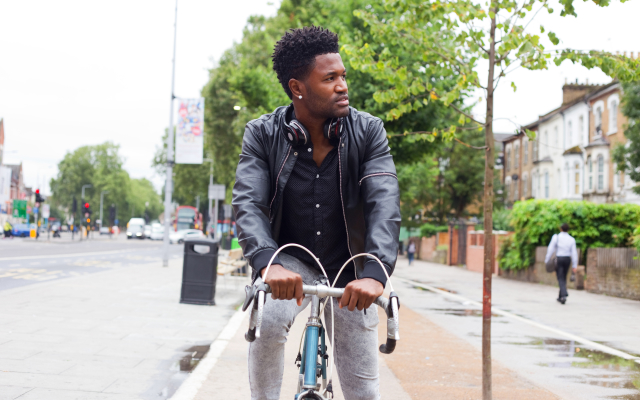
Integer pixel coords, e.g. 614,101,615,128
0,249,141,262
170,308,247,400
396,276,640,365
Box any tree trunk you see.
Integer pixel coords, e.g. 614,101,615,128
483,4,498,400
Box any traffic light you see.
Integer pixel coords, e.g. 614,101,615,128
109,205,116,222
35,189,44,203
85,203,91,215
72,198,77,213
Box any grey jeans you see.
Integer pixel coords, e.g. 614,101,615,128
248,253,380,400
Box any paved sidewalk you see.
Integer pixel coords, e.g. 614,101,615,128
0,258,246,400
194,294,558,399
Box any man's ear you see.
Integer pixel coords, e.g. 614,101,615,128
289,79,304,99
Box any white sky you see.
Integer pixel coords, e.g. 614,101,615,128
0,0,278,195
0,0,637,195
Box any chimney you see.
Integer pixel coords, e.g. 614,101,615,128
586,78,589,85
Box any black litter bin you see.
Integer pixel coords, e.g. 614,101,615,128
180,238,220,305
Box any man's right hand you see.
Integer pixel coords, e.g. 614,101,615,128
261,264,304,306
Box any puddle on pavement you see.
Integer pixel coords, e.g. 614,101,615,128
156,344,212,399
179,344,211,372
430,308,501,318
413,285,457,294
517,338,640,398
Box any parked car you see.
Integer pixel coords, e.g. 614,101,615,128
169,229,203,244
144,225,152,239
99,227,110,235
126,223,145,239
12,224,37,237
149,224,164,240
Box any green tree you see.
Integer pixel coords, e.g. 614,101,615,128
343,0,640,396
613,82,640,194
50,142,161,226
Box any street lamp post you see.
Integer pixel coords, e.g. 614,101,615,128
99,191,109,230
81,184,92,241
162,0,178,267
203,157,214,238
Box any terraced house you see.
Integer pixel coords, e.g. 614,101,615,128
501,80,640,205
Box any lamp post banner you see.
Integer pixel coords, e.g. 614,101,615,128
175,98,204,164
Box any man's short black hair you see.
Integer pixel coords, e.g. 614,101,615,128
561,223,570,232
272,26,339,99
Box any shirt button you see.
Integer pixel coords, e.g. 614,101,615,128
308,148,312,152
294,152,298,156
316,174,319,178
317,231,321,236
316,204,320,208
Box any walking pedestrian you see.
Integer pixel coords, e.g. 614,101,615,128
407,240,416,266
544,223,578,304
3,221,12,239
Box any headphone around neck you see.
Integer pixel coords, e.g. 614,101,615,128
283,107,345,146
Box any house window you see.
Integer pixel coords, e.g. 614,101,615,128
597,155,604,191
544,171,549,198
579,116,584,144
595,107,603,136
610,100,618,133
514,179,519,200
514,144,519,170
533,141,538,161
587,156,592,190
544,131,549,157
506,149,510,171
565,163,570,195
524,141,529,164
523,175,528,198
505,180,511,202
574,162,580,194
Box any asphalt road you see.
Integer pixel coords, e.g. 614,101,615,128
0,233,183,291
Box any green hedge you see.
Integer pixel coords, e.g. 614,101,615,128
499,200,640,271
419,223,448,238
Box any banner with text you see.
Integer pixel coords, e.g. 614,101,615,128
175,98,204,164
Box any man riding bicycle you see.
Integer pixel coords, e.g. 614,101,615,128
232,26,400,400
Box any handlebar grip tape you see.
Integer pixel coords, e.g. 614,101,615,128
379,339,397,354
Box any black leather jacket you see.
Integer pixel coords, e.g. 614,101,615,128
232,105,401,284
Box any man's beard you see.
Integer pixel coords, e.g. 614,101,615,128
305,87,349,119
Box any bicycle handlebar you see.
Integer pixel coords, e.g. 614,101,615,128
243,282,400,354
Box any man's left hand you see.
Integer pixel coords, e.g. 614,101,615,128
339,278,384,311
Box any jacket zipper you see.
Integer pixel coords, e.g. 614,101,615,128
358,172,398,186
338,137,355,275
269,145,292,222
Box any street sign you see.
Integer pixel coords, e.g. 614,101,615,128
223,204,232,219
42,204,50,219
13,199,27,219
208,184,225,200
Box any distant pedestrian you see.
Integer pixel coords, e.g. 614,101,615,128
545,223,578,305
3,221,12,239
407,240,416,266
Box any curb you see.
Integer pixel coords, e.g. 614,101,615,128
170,308,247,400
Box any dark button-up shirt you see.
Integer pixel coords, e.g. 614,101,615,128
255,140,355,288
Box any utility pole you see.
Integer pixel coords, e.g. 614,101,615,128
100,190,109,229
204,158,214,238
163,0,178,267
81,184,92,241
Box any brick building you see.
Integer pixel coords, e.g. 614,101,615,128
500,80,639,205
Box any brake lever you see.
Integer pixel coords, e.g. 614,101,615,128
379,291,400,354
255,282,267,339
242,284,256,312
